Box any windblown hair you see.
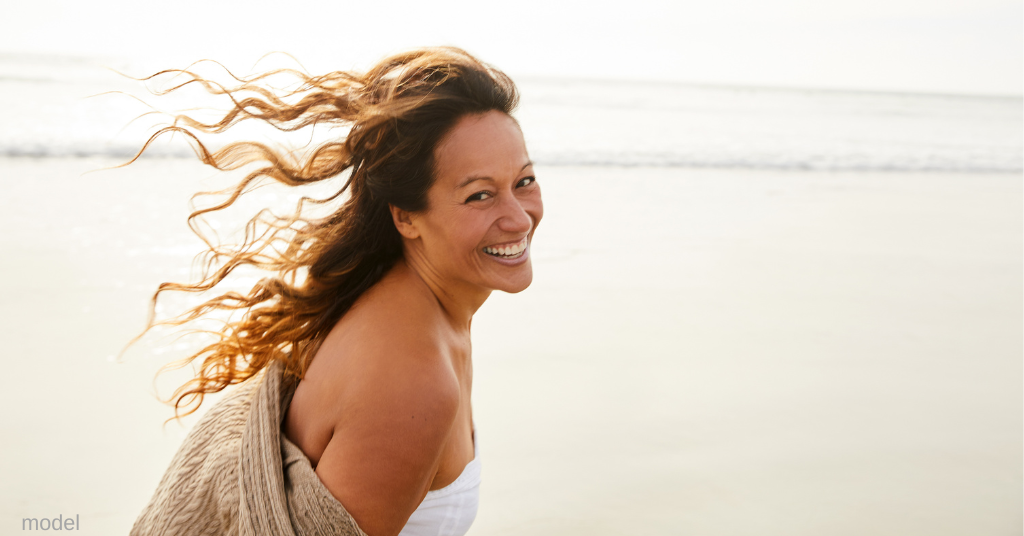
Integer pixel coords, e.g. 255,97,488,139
128,47,519,417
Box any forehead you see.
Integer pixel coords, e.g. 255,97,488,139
433,111,529,185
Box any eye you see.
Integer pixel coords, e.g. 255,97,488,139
465,191,492,203
517,176,536,188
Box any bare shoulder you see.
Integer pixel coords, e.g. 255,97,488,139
296,262,458,409
297,265,462,536
323,263,459,404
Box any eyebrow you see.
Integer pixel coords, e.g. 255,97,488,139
456,161,534,189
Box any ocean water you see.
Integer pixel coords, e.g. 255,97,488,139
1,53,1021,535
0,52,1021,172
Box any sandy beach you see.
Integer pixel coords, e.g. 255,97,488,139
0,156,1019,534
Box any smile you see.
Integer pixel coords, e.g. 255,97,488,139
483,236,528,259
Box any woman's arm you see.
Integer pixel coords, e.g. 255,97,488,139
313,342,461,536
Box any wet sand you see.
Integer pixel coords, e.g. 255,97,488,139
1,157,1020,535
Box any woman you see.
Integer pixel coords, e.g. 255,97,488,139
130,47,542,536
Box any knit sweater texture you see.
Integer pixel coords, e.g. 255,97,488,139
131,361,368,536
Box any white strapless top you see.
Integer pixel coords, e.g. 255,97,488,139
398,428,480,536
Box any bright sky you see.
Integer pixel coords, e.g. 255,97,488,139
3,0,1021,96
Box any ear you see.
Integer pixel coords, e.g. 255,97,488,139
389,204,421,240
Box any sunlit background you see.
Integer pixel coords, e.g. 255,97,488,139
3,0,1022,94
1,1,1021,535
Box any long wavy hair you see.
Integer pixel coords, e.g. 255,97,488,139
126,47,519,417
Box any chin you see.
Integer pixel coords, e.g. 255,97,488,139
494,266,533,294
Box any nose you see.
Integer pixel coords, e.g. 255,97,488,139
496,192,533,234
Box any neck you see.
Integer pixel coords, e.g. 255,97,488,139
397,254,489,333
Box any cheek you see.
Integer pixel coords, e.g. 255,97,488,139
459,214,493,251
428,210,491,257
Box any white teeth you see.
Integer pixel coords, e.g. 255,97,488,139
484,238,527,258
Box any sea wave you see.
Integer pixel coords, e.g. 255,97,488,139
2,142,1019,173
1,58,1021,173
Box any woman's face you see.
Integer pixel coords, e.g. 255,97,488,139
405,110,543,296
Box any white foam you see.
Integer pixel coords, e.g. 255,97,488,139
1,55,1020,172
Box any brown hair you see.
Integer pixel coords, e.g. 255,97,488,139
127,47,519,417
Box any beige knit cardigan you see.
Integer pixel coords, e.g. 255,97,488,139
131,361,368,536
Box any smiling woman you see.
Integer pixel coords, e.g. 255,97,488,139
396,112,541,295
127,47,541,536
